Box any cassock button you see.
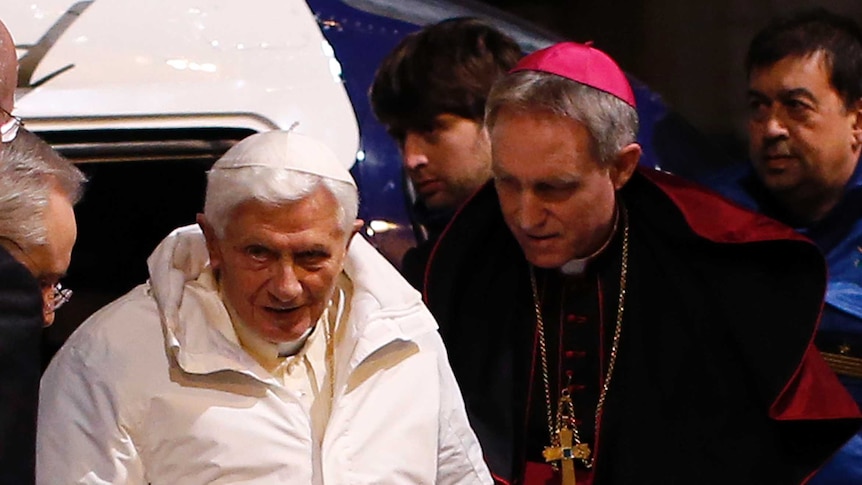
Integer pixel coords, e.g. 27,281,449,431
565,350,586,359
567,384,586,393
566,314,587,324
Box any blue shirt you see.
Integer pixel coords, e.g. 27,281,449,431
704,159,862,402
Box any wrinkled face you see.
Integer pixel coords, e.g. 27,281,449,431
401,113,492,212
202,186,355,343
747,53,862,209
491,109,629,269
5,185,78,326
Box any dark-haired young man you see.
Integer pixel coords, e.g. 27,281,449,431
706,10,862,482
369,17,522,286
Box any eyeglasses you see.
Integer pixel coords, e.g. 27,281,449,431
0,106,23,143
48,282,73,312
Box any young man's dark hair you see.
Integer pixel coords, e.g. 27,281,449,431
370,18,523,288
370,17,523,141
746,7,862,108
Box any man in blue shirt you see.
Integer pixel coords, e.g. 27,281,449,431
707,9,862,482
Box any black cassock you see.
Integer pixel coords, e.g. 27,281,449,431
0,245,43,485
424,168,862,485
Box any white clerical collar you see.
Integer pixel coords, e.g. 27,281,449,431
277,324,316,357
559,203,620,276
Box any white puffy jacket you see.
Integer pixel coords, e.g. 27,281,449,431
37,226,491,485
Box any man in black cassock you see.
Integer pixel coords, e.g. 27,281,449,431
0,18,86,482
422,41,862,485
0,18,42,485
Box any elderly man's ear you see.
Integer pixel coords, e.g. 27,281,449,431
346,219,364,248
609,143,642,190
196,214,223,271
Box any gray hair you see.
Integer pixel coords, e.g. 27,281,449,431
203,166,359,239
486,70,639,165
0,129,86,247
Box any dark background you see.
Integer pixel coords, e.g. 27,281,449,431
474,0,862,160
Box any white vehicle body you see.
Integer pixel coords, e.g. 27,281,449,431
5,0,359,165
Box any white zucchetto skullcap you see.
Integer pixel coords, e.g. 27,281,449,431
212,130,356,188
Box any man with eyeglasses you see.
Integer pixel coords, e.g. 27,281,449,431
0,130,84,324
0,17,85,484
0,129,84,485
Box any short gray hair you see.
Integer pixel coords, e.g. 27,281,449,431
0,129,86,247
486,70,639,165
203,166,359,239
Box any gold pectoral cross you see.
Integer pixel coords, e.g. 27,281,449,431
543,426,591,485
543,393,591,485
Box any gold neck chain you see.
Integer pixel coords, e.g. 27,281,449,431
322,278,348,412
324,291,340,412
529,205,629,470
324,311,335,409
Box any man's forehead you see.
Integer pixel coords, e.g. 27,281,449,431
493,162,580,185
226,223,347,252
490,110,595,167
227,192,343,239
749,52,832,88
491,147,583,183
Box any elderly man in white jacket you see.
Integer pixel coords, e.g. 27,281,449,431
36,130,492,485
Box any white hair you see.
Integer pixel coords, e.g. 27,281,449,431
203,165,359,239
